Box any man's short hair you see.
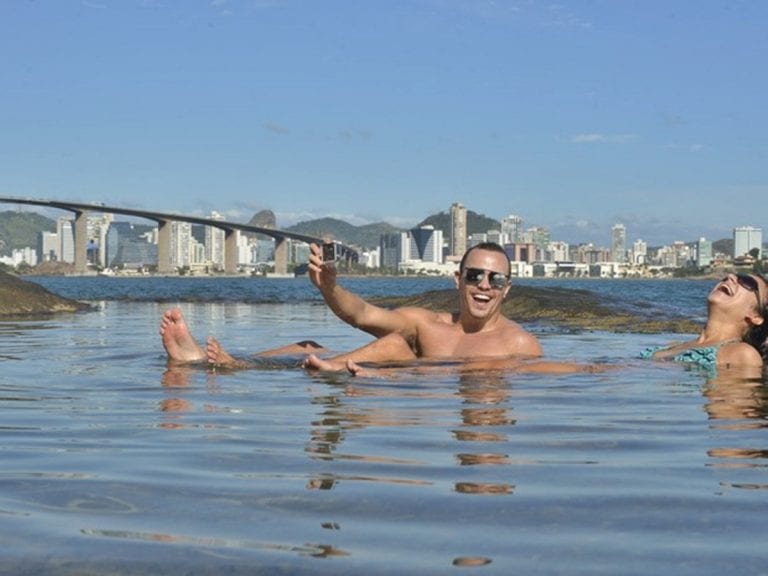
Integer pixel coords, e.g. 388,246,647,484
459,242,511,276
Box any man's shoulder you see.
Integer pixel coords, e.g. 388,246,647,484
498,318,542,353
498,316,530,333
396,306,452,322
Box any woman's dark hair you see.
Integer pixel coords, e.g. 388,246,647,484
459,242,511,276
744,273,768,363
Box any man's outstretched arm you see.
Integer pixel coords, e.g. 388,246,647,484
307,243,415,338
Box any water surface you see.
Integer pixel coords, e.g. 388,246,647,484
1,279,766,574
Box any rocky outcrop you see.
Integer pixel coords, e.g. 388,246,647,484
372,286,702,334
0,271,90,316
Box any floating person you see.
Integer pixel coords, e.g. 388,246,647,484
161,247,766,378
640,273,767,375
161,241,544,368
304,240,543,360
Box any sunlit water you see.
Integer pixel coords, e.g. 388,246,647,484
1,278,766,575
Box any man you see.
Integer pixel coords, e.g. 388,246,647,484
161,241,543,369
301,241,542,370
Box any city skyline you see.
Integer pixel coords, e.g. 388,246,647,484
5,197,763,252
2,2,766,247
3,197,763,252
1,195,762,276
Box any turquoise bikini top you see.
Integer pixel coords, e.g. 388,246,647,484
639,339,739,374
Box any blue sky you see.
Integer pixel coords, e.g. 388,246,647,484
1,1,766,246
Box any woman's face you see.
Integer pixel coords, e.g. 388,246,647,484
709,273,767,321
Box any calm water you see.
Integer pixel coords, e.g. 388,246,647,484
1,277,767,575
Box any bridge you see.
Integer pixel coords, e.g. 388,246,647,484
0,196,356,275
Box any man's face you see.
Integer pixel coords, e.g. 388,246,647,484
454,249,511,323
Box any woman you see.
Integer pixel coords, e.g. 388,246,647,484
640,273,767,373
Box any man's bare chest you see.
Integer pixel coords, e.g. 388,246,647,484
418,324,511,358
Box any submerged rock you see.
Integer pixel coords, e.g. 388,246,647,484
0,271,90,316
372,285,702,334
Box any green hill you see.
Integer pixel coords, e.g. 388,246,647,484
285,217,402,249
417,210,501,238
0,211,56,256
712,238,733,256
284,210,503,250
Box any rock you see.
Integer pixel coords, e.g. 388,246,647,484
0,271,90,316
372,285,702,334
22,261,76,276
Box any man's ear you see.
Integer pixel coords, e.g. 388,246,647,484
454,271,461,290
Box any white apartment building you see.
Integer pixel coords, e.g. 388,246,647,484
733,226,762,259
501,214,524,244
57,217,74,263
546,241,569,262
632,239,647,265
0,247,38,267
38,230,59,262
696,237,713,267
171,221,193,268
205,211,226,270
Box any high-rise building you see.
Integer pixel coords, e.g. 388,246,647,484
380,232,410,269
632,239,647,265
696,238,713,267
486,230,503,246
205,211,226,270
57,217,74,263
38,231,59,262
522,226,550,260
501,214,524,244
468,233,488,248
733,226,762,259
546,241,569,262
611,223,627,263
450,202,467,257
409,225,444,264
171,221,193,268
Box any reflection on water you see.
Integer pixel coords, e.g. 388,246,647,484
1,301,768,574
704,376,768,425
82,527,350,558
704,374,768,494
452,372,516,495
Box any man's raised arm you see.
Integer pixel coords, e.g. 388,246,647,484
307,243,412,338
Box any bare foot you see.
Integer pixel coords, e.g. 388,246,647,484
346,360,369,376
346,360,392,378
206,336,251,368
160,308,206,364
303,353,347,372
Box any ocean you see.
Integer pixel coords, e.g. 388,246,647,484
1,276,766,575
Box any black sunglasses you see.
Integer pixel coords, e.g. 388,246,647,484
463,267,510,290
731,273,760,293
725,274,763,312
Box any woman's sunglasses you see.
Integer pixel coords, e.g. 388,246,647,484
731,273,760,293
725,273,764,313
463,267,510,290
